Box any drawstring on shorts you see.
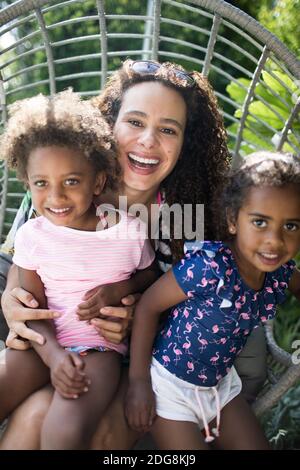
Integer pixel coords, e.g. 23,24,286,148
195,386,221,443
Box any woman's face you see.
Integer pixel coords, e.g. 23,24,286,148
114,81,187,195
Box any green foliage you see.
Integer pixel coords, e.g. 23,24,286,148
230,0,300,58
258,0,300,58
226,66,300,156
261,383,300,449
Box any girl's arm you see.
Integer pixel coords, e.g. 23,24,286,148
129,268,186,379
18,267,89,398
126,269,187,431
288,268,300,301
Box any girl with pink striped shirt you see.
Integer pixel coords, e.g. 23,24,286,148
0,89,156,449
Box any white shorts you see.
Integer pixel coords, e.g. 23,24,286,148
150,358,242,429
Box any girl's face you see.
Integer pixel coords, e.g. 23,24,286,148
27,146,105,230
114,81,187,196
229,185,300,283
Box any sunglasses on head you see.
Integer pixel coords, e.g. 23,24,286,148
129,60,195,87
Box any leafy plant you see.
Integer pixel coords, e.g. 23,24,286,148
261,383,300,449
226,66,300,156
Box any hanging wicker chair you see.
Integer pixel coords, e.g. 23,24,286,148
0,0,300,418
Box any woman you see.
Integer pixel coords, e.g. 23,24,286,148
0,59,266,449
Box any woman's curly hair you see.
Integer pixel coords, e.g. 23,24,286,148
215,151,300,240
0,89,120,190
92,59,230,261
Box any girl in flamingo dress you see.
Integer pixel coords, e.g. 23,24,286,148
126,151,300,449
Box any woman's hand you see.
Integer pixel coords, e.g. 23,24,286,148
125,378,156,433
90,294,140,344
49,350,89,399
1,287,60,349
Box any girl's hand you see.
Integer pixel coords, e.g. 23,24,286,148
90,294,140,344
49,350,89,399
76,283,120,321
2,287,60,349
125,378,156,433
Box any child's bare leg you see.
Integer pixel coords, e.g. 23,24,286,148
0,366,140,450
0,349,49,422
213,393,270,450
41,351,121,449
151,416,210,450
90,365,141,450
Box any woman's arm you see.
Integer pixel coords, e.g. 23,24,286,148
1,264,61,348
125,269,187,431
17,267,62,364
76,262,159,345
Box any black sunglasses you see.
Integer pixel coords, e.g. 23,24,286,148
130,60,195,87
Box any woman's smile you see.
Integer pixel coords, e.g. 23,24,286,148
127,151,160,174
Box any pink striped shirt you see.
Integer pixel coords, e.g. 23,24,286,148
13,212,154,354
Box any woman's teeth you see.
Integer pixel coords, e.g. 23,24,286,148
128,153,159,167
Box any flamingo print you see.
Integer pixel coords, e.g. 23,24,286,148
173,308,179,319
183,264,195,282
182,337,191,353
197,277,208,287
198,367,208,383
223,356,231,363
210,260,220,274
162,355,170,366
165,327,172,338
212,325,226,334
187,290,195,298
198,373,208,383
183,321,194,334
183,306,192,318
173,344,182,364
198,332,208,352
212,337,227,345
187,361,194,374
266,304,274,310
210,351,220,365
178,259,185,270
239,312,250,320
